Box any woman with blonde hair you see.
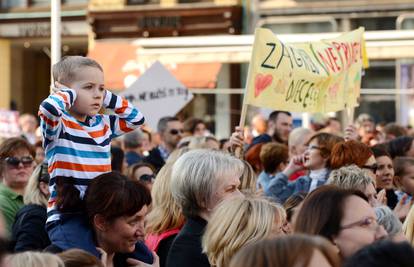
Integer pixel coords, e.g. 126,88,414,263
239,160,258,195
229,234,340,267
58,249,104,267
202,196,286,267
6,251,64,267
146,163,185,267
403,205,414,246
11,162,50,252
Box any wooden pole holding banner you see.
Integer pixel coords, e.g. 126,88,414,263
345,105,355,128
233,67,253,159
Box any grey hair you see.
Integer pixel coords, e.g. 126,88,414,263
327,165,373,191
355,113,374,127
171,149,244,218
288,127,313,147
157,116,179,133
375,205,403,237
123,129,145,149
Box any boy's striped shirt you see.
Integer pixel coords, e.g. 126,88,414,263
39,89,144,223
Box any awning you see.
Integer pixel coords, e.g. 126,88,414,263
87,42,222,90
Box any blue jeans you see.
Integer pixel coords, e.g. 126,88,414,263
47,213,100,258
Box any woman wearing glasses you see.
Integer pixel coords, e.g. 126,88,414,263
265,133,343,203
0,137,35,235
127,162,156,192
11,162,50,252
295,185,387,260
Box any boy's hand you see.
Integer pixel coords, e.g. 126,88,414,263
51,81,68,93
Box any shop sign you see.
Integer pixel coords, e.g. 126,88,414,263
0,21,88,37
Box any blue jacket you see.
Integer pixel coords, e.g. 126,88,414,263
265,172,329,203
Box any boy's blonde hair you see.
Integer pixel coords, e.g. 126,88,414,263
202,196,285,267
52,56,103,85
7,251,64,267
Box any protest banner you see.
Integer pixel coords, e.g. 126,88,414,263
244,27,368,115
0,109,20,139
234,28,368,157
120,61,194,130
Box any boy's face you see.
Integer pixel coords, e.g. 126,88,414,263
399,165,414,195
66,66,105,121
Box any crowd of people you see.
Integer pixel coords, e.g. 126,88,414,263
1,55,414,267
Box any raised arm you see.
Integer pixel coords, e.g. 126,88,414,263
103,90,145,138
38,89,76,144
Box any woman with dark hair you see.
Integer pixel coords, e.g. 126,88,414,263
229,234,340,267
85,171,155,267
295,185,387,260
127,162,156,192
371,145,398,209
0,137,35,235
183,118,207,137
265,133,343,203
343,240,414,267
386,136,414,159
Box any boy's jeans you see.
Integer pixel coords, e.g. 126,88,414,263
46,213,154,263
47,213,101,257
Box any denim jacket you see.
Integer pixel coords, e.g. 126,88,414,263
265,171,329,203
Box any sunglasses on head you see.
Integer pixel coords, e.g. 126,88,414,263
4,156,34,168
169,129,184,135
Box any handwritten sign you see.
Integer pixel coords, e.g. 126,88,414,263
121,61,193,130
245,27,368,113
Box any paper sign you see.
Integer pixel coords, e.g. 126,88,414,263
120,61,193,130
245,27,369,113
0,109,20,138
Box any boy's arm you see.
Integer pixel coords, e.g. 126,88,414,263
38,89,76,142
103,90,145,137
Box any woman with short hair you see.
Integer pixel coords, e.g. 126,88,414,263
0,137,35,234
85,172,155,267
167,149,244,267
202,196,286,267
266,133,343,203
327,165,378,206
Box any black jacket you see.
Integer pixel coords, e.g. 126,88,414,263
166,216,210,267
11,204,50,252
145,147,166,172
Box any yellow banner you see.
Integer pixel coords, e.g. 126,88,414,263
245,27,368,113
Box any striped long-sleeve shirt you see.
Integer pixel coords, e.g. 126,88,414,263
38,89,144,223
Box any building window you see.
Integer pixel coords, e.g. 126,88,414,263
1,0,27,9
30,0,49,6
351,17,396,31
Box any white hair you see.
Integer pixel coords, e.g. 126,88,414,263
171,149,244,218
